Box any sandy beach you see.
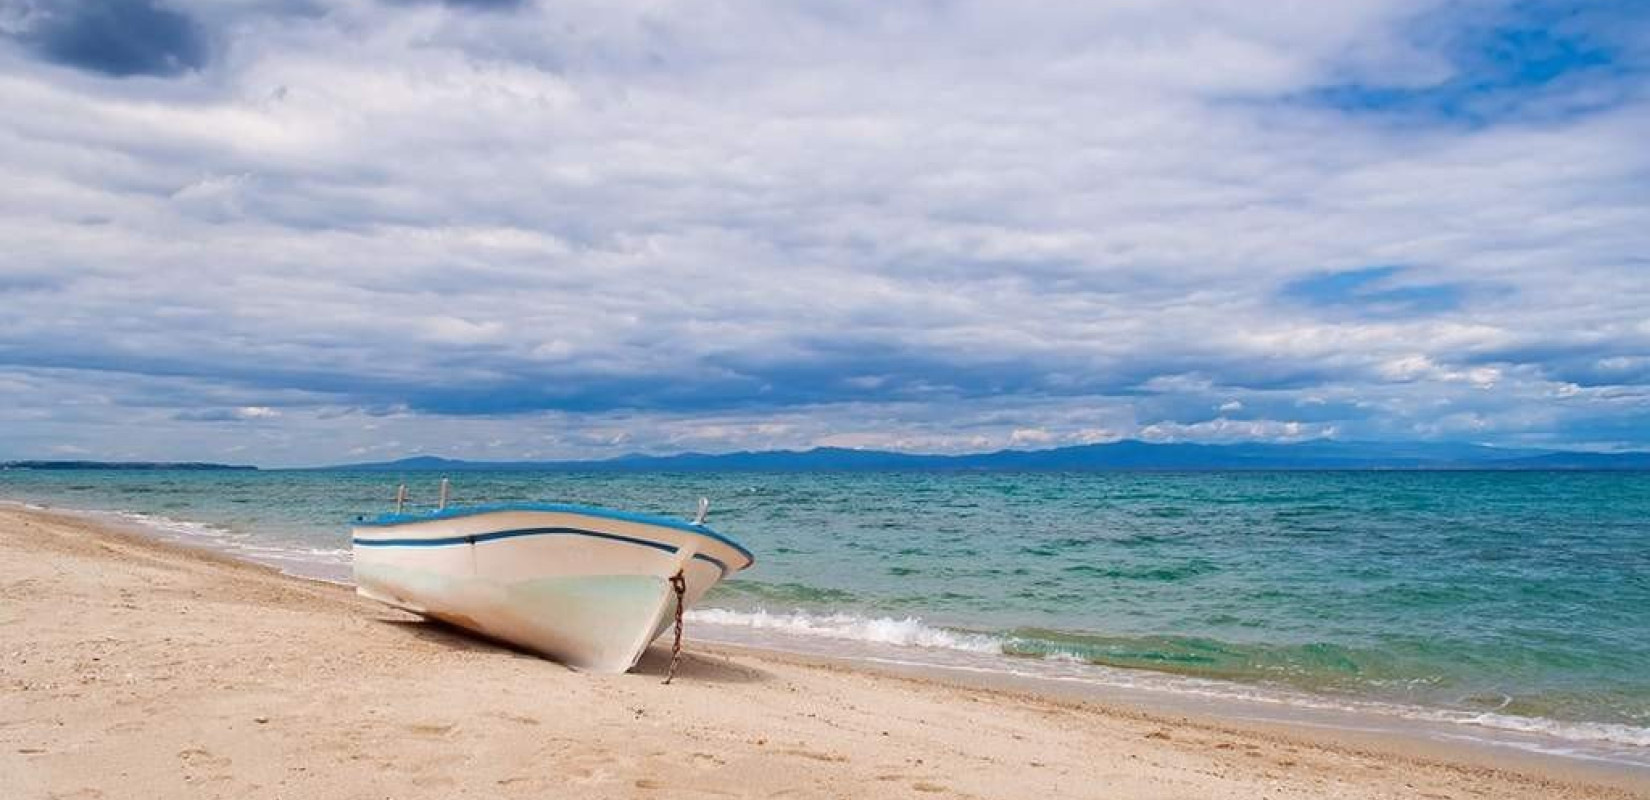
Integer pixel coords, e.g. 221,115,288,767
2,504,1644,800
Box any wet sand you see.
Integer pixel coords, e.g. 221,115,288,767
2,505,1645,799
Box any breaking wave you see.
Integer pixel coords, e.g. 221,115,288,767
685,608,1004,653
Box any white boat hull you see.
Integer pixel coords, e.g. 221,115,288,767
351,505,753,673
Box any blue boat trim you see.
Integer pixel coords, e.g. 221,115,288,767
354,526,741,577
354,526,680,556
692,552,730,579
353,501,754,567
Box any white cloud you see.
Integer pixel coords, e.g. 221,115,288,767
0,0,1646,462
1008,428,1056,447
1141,419,1339,444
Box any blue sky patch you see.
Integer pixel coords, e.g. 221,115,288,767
1303,1,1648,124
1280,267,1468,318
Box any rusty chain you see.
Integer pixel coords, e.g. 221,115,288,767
662,569,687,684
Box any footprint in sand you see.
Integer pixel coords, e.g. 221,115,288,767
176,746,234,783
780,748,848,763
177,746,231,770
486,711,540,726
565,766,616,786
688,751,727,769
558,752,631,786
405,722,456,738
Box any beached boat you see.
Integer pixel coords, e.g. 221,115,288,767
351,493,754,674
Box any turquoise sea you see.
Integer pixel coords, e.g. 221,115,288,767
5,469,1648,764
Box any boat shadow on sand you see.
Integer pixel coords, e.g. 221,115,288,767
373,614,769,685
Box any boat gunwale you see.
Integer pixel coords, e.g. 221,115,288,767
352,502,755,567
352,525,739,578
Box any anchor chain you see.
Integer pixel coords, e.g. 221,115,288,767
663,569,688,684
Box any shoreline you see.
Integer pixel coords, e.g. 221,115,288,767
13,497,1650,771
684,612,1650,769
2,504,1646,798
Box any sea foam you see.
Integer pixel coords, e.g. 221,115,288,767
686,607,1004,653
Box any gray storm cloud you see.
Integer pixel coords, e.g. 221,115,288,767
5,0,209,77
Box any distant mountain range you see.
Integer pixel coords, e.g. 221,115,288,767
325,440,1650,472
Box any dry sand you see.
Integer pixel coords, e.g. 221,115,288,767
2,504,1645,799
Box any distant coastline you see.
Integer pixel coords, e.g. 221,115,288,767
9,440,1649,473
1,461,258,471
321,439,1650,472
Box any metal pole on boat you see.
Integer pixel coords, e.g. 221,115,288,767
438,477,450,510
395,483,407,514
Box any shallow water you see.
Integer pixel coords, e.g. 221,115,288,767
5,468,1648,764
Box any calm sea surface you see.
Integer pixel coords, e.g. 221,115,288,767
5,469,1648,761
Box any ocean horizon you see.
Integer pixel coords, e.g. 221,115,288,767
6,467,1647,768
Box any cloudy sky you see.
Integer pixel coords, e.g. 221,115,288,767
1,0,1647,466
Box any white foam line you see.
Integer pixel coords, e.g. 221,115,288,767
686,608,1003,653
15,502,353,580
